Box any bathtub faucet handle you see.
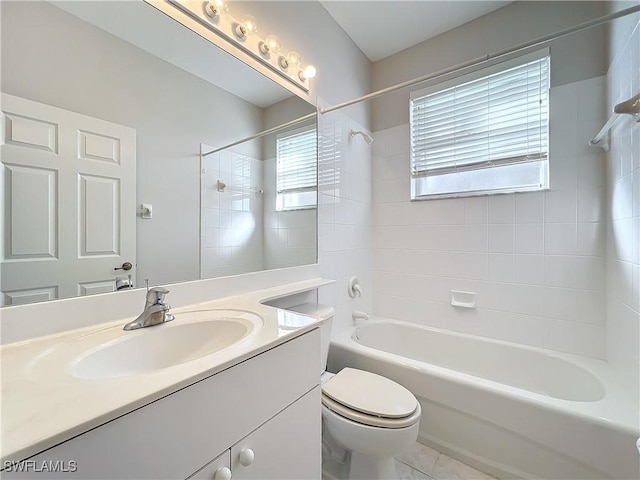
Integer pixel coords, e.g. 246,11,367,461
352,311,369,322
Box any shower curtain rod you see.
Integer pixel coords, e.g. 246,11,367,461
202,112,316,157
319,4,640,115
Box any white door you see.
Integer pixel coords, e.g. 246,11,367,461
1,93,136,305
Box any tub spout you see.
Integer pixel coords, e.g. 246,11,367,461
352,310,369,321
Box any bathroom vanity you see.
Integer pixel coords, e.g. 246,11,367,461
1,280,329,479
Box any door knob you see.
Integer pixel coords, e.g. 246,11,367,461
114,262,133,271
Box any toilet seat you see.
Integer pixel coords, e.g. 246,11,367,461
321,368,419,429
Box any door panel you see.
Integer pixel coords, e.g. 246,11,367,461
78,130,121,165
79,174,120,256
78,280,118,296
4,164,57,259
2,286,58,306
4,113,58,153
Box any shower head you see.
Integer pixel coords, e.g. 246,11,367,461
613,93,640,120
349,129,373,145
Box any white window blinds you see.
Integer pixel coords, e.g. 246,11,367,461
276,128,317,194
410,54,549,178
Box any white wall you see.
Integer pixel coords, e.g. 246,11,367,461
369,2,611,358
605,2,639,389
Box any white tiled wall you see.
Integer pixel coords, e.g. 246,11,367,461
605,11,639,387
201,149,264,278
371,77,608,358
317,108,374,335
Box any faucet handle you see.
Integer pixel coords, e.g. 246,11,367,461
147,287,170,305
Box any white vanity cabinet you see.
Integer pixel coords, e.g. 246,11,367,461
4,329,320,480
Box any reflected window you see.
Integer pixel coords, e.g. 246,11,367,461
276,127,317,211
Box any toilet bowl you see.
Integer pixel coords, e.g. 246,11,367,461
321,368,421,479
287,304,421,480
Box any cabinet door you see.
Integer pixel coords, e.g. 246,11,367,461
187,450,230,480
231,386,320,480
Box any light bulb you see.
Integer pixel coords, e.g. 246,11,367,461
265,34,281,53
242,15,258,35
299,64,317,80
259,34,281,56
234,15,258,39
286,51,301,68
204,0,228,18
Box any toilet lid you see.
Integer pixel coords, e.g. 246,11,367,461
321,368,417,419
322,393,421,429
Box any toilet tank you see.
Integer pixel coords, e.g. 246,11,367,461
287,303,334,374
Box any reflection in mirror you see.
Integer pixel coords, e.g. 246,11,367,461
0,1,317,306
201,115,317,279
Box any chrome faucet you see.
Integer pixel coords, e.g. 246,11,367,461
123,287,175,331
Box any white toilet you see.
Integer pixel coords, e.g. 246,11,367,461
289,304,421,480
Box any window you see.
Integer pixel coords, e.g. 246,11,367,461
276,126,317,211
410,50,550,199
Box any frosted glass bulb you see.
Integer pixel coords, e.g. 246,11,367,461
300,65,316,80
234,15,258,39
265,35,281,54
286,51,301,68
259,34,281,56
204,0,228,18
241,15,258,35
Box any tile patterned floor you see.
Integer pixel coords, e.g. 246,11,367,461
323,442,497,480
395,443,497,480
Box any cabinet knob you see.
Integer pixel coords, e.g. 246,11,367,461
238,448,255,467
214,466,232,480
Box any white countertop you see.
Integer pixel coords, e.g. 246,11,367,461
0,278,333,464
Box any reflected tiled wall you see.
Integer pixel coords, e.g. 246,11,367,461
605,11,639,385
262,157,317,270
201,150,264,278
317,109,373,335
371,77,608,358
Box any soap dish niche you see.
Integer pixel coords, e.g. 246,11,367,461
450,290,477,309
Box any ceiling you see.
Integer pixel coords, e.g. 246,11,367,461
320,1,513,62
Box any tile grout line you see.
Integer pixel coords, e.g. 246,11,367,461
395,451,442,480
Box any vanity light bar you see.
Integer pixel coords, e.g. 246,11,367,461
166,0,315,92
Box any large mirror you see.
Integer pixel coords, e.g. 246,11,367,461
0,1,317,306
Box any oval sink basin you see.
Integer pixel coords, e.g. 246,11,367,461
29,309,263,381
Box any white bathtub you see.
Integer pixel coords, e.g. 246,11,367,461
327,318,639,480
